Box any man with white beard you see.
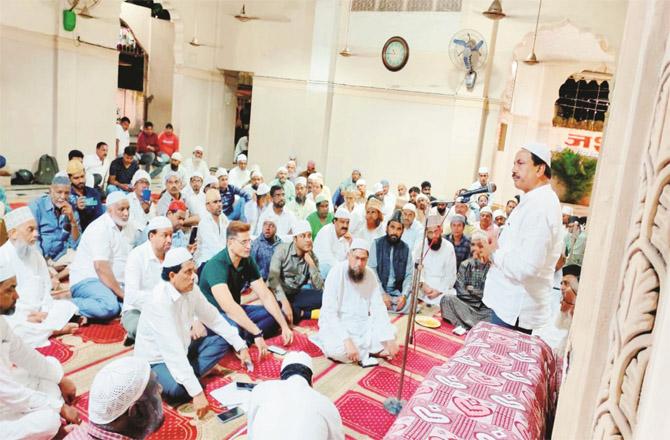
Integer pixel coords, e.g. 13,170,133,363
181,146,209,178
69,192,132,321
0,208,78,348
533,264,579,358
312,239,398,366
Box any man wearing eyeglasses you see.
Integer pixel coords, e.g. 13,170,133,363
199,221,293,359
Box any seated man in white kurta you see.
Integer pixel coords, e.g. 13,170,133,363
0,207,78,348
414,220,457,306
0,263,80,440
311,239,398,366
313,206,352,278
122,216,173,344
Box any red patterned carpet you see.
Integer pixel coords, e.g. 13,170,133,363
40,307,463,439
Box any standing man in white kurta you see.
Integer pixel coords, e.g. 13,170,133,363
481,143,563,333
312,239,398,366
0,262,80,439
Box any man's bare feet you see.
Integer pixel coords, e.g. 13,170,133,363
77,316,89,326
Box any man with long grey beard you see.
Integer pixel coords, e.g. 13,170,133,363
312,239,398,366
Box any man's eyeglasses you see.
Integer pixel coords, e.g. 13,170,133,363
232,238,252,247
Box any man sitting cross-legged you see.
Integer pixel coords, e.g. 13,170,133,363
69,192,132,321
440,230,492,333
134,248,251,416
64,357,164,440
199,221,293,360
0,208,78,348
267,220,324,325
368,212,413,314
312,239,398,366
122,216,173,344
0,263,80,440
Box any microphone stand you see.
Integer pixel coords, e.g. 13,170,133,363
384,213,431,415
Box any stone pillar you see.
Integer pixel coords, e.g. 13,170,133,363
553,1,670,438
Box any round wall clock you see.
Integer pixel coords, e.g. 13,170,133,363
381,36,409,72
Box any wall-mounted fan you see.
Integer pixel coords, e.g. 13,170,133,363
449,29,488,91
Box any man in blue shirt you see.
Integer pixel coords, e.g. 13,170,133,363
216,168,251,220
67,159,104,231
251,215,282,280
29,175,81,282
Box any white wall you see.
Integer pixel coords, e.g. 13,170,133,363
0,0,121,171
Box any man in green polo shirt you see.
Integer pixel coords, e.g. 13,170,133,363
199,221,293,359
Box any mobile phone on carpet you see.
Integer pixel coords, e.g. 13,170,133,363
217,407,244,423
189,227,198,245
268,345,288,356
236,382,257,391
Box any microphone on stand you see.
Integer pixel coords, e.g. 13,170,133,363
457,182,497,199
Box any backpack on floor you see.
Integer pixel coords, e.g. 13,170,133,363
34,154,59,185
11,169,34,185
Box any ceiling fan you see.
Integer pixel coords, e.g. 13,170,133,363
229,3,290,23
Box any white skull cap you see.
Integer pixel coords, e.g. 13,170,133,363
131,170,151,187
146,216,172,232
402,203,416,213
350,238,370,253
106,191,127,207
281,351,313,372
292,220,312,237
334,206,351,220
163,247,193,268
88,357,151,424
522,142,552,168
4,206,34,230
0,260,16,281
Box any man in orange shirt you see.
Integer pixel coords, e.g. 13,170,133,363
154,123,180,177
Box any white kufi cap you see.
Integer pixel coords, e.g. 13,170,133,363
163,247,193,268
256,183,271,196
106,191,127,207
88,357,151,424
334,206,351,220
493,209,507,219
373,183,383,194
215,168,228,178
281,351,313,372
193,145,204,153
0,261,16,282
4,206,34,230
478,166,489,174
190,171,204,181
294,177,307,187
204,175,218,188
292,220,312,237
402,203,417,213
480,206,493,215
350,238,370,253
131,170,151,187
562,206,573,216
147,216,173,232
237,153,248,162
163,170,182,183
522,142,552,168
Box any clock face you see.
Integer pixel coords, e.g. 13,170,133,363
382,36,409,71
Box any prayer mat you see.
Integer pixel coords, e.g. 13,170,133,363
413,330,463,358
75,319,126,344
36,338,74,364
265,331,323,357
218,347,283,380
297,318,319,330
73,392,198,440
335,391,397,439
387,345,445,376
357,366,420,401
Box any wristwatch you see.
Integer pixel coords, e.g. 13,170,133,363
252,330,264,339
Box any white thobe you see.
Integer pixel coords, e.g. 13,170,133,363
244,202,270,237
382,194,396,219
182,158,210,179
257,206,297,242
127,191,156,231
195,212,229,266
123,241,162,314
313,224,350,273
287,199,316,220
70,213,131,286
312,261,396,363
183,186,206,217
0,241,78,348
83,153,108,188
247,376,344,440
228,166,251,188
413,238,457,305
134,281,246,398
482,183,563,329
0,317,64,440
401,220,424,250
351,221,385,244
